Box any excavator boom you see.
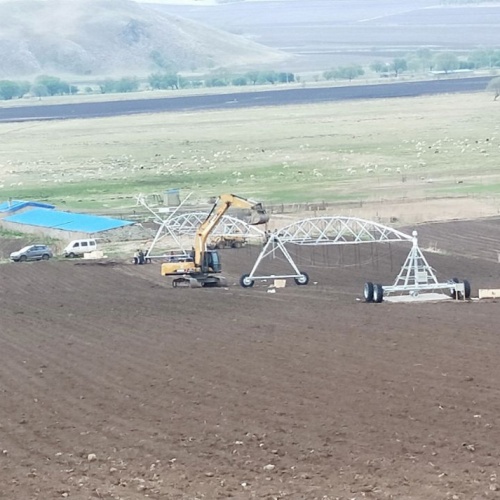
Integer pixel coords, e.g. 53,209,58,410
161,194,268,287
193,194,268,263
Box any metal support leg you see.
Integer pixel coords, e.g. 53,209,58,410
247,235,303,281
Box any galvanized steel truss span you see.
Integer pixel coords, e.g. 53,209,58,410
146,211,264,259
165,212,265,238
243,217,413,286
241,217,466,300
276,217,413,245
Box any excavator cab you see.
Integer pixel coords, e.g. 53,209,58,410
202,250,221,273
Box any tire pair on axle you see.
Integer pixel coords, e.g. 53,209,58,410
363,278,471,303
364,282,384,303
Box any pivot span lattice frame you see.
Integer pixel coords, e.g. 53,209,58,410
240,217,467,299
166,212,265,238
135,191,193,261
275,216,413,245
146,211,265,259
241,217,413,286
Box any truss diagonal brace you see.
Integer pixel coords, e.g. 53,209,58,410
246,234,304,281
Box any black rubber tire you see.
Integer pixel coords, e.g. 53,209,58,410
463,279,471,299
41,254,50,261
240,273,254,288
233,241,242,249
69,252,76,259
19,255,27,262
294,271,309,286
364,282,374,302
373,283,384,303
216,241,225,249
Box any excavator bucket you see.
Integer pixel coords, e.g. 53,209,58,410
248,203,269,225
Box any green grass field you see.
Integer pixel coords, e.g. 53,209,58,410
0,92,499,213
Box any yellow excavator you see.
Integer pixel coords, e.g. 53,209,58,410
161,194,269,287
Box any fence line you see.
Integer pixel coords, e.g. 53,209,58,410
97,194,500,222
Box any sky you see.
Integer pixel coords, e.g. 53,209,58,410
135,0,290,4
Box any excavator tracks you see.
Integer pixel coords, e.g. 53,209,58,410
171,276,228,288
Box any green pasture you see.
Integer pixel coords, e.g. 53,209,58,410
0,92,499,212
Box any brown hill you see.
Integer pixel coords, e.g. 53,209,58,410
0,0,288,78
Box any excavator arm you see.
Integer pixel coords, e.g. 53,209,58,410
193,194,268,267
161,193,268,285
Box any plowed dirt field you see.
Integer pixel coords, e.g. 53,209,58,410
2,218,500,499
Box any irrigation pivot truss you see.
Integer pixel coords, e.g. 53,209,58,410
241,216,413,288
276,217,413,245
166,212,266,238
135,192,266,259
146,211,265,259
240,217,469,301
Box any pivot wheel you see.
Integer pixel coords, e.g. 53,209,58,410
364,282,374,303
450,278,471,300
463,279,471,299
240,273,254,288
450,277,461,300
294,272,309,286
373,283,384,303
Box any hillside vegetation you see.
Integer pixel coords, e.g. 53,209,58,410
0,0,287,78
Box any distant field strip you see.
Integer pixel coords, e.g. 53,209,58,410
0,92,499,214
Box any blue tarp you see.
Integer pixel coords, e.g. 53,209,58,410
0,199,55,213
3,208,133,233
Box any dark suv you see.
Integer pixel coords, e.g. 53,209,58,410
10,244,53,262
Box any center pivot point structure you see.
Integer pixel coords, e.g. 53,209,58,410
364,230,471,303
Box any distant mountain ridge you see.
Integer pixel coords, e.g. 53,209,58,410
0,0,287,78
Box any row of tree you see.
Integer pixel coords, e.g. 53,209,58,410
94,71,296,94
1,49,499,100
0,75,77,100
325,49,500,83
146,70,295,91
98,77,140,94
370,50,500,75
0,75,139,100
0,70,297,100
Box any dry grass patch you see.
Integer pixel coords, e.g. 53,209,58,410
0,92,499,215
